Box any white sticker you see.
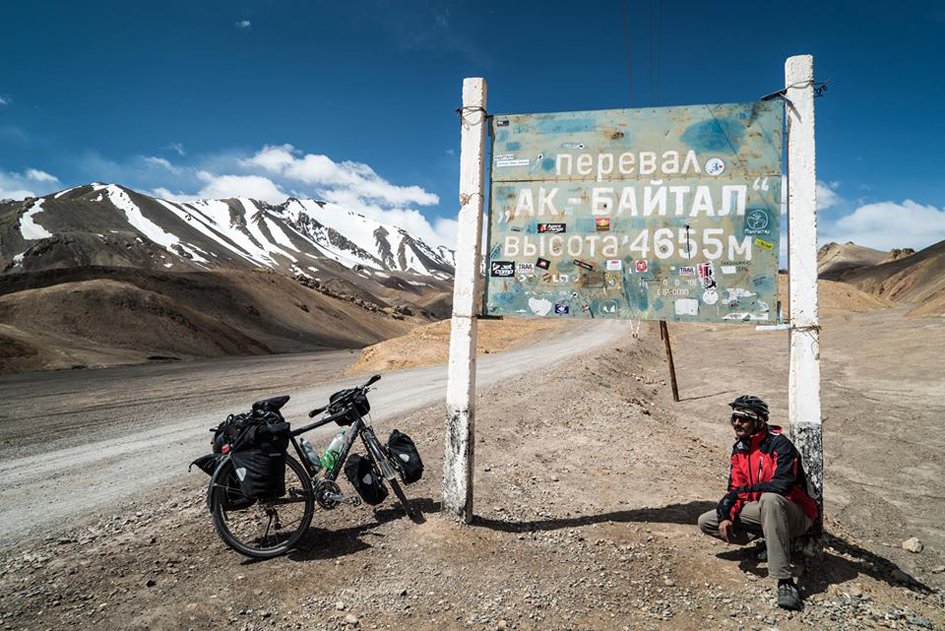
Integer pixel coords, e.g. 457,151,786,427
495,159,531,168
528,297,553,316
675,298,700,316
705,158,726,176
722,312,770,321
606,259,623,271
720,265,737,275
725,288,755,301
702,288,719,305
494,153,514,161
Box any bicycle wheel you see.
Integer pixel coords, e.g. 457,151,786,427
210,454,314,559
388,477,420,522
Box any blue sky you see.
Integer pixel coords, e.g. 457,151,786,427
2,0,944,251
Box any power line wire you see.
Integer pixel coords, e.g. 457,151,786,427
622,0,635,106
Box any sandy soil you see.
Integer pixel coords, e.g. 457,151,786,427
0,309,943,631
345,318,573,374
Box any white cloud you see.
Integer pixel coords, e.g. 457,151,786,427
151,187,203,203
195,173,286,203
145,156,172,169
25,169,58,183
825,200,945,251
235,20,251,30
244,144,295,172
0,168,61,199
0,96,9,106
143,156,185,175
816,180,841,210
244,144,439,207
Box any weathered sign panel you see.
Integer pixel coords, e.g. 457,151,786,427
485,101,783,323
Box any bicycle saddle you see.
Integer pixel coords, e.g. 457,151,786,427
252,395,290,414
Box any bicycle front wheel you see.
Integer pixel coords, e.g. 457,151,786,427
210,454,314,559
388,477,421,522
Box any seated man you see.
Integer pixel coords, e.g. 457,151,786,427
697,395,819,610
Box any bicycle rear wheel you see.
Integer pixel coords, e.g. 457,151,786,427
210,455,314,559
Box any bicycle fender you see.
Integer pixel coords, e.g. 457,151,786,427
206,454,233,513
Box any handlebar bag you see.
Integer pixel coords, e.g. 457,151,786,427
229,421,291,500
387,429,424,484
343,454,388,505
327,389,371,426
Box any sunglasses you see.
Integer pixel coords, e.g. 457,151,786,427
730,412,758,425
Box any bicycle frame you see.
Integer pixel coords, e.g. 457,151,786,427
289,413,396,486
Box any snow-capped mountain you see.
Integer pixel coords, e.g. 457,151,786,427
0,183,455,280
0,183,457,373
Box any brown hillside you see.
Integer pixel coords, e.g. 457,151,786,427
345,317,573,374
0,269,416,374
817,241,888,278
838,240,945,316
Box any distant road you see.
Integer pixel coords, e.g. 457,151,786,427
0,320,631,545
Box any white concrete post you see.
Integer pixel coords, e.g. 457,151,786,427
443,78,487,523
785,55,823,524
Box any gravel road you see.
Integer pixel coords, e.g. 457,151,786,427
0,319,630,546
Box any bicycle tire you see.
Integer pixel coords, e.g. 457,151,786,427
388,477,420,522
210,455,314,559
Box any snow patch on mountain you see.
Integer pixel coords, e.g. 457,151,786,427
105,185,209,264
19,199,53,239
7,183,454,279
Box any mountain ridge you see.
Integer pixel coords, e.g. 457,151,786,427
0,183,456,373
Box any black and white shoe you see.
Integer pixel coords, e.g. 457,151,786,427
777,581,802,610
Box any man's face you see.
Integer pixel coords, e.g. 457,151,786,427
730,410,759,439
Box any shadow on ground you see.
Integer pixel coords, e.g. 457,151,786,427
274,497,440,563
473,500,716,533
715,530,934,598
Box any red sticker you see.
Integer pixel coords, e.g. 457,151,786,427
635,260,649,273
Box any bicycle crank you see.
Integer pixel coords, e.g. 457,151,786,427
314,479,361,509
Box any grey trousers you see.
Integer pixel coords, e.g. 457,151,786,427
698,492,812,580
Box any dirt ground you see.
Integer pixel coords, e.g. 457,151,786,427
345,319,571,374
1,307,944,631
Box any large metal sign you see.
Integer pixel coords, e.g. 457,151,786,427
485,101,783,323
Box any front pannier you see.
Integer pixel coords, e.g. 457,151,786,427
387,430,424,484
343,454,388,505
229,421,291,500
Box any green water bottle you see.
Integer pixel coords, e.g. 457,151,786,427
320,429,346,470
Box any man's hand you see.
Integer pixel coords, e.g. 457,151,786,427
719,519,734,543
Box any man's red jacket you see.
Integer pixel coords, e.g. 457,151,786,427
716,424,819,523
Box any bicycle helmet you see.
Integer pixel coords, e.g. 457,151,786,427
729,395,769,421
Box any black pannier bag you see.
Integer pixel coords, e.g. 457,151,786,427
343,454,388,505
387,429,424,484
327,388,371,426
229,421,291,500
190,453,221,477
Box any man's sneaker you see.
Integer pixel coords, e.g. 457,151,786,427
777,582,802,610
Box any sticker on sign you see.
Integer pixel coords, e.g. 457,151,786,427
490,261,514,277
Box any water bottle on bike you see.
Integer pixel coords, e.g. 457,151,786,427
320,429,346,470
298,437,322,472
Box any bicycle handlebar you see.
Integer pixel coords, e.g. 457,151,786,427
305,374,382,418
